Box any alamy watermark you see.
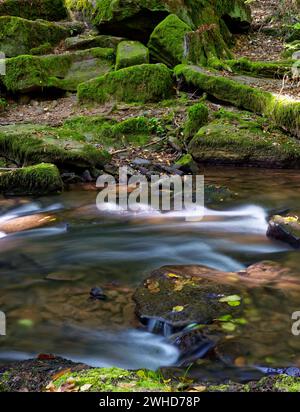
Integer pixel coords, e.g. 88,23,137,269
0,311,6,336
292,311,300,336
95,167,204,221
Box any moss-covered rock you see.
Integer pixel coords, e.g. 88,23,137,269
202,375,300,392
267,214,300,248
77,63,173,104
64,33,125,51
175,64,300,138
50,367,170,392
0,16,70,57
1,48,115,93
188,109,300,168
64,115,158,147
115,41,149,70
225,57,295,78
0,163,63,196
148,14,192,67
0,0,68,21
183,102,209,142
66,0,251,41
0,124,110,170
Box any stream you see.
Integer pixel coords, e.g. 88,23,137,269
1,167,300,381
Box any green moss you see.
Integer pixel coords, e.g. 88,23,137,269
2,48,115,93
0,372,11,392
30,43,53,56
65,34,125,51
0,98,7,112
183,102,209,141
174,64,300,138
52,367,171,392
0,16,69,57
225,57,295,78
286,22,300,42
0,123,110,170
188,109,300,168
148,14,231,68
63,115,163,147
148,14,192,67
66,0,251,36
115,41,149,70
0,163,63,196
0,0,68,21
78,63,174,104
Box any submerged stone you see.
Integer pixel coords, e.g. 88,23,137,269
0,0,68,21
77,63,174,104
133,265,244,328
0,163,63,196
133,262,300,329
1,48,115,93
0,16,69,57
115,41,149,70
188,109,300,168
267,215,300,248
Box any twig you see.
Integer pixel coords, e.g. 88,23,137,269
110,137,167,155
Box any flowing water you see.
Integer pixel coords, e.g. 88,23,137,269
1,167,300,380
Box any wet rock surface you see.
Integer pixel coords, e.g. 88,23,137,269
267,214,300,248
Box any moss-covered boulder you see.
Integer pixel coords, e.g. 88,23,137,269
64,115,158,147
267,214,300,248
175,64,300,138
1,48,115,93
148,14,231,67
148,14,191,67
77,63,173,104
115,41,149,70
64,33,125,51
0,124,110,170
66,0,251,42
183,102,209,142
0,163,63,196
188,109,300,168
0,0,68,21
0,16,70,57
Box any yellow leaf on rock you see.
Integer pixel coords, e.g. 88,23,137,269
172,305,184,312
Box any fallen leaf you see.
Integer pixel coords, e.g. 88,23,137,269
80,384,92,392
51,368,71,381
172,305,184,312
219,294,241,303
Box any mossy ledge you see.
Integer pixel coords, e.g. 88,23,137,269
0,124,110,170
225,57,296,78
0,16,69,57
1,48,115,93
0,163,63,196
77,63,174,104
188,109,300,168
174,64,300,138
0,0,68,21
1,357,300,392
